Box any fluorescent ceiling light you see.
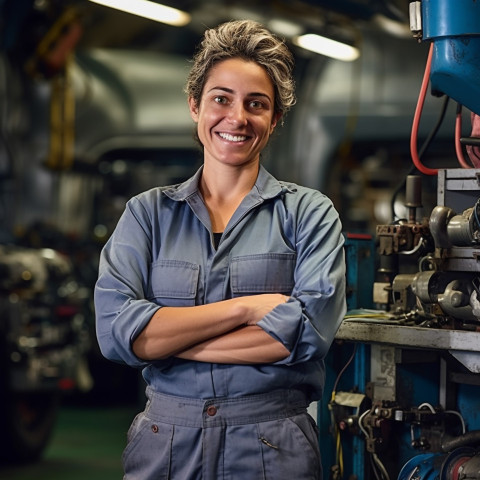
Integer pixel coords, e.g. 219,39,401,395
373,14,411,38
268,19,303,38
88,0,191,27
293,33,360,62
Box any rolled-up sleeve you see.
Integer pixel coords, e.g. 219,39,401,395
257,191,346,365
94,197,160,368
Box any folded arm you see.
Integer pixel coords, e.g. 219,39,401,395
175,325,290,364
132,293,289,361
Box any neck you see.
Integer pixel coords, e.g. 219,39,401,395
200,161,259,202
199,162,259,233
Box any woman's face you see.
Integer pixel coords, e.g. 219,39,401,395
189,58,281,169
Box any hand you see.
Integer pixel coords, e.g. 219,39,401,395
235,293,289,326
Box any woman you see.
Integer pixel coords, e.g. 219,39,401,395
95,19,346,480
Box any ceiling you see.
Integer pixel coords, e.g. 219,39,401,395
1,0,413,71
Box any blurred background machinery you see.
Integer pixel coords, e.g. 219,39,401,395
0,244,91,462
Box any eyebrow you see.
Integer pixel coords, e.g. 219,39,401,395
207,86,272,102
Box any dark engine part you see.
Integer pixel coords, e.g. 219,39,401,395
0,245,91,463
430,203,480,250
374,174,480,327
398,447,480,480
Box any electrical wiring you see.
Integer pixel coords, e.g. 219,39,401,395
359,409,390,480
335,426,343,476
370,454,383,480
331,343,358,397
343,316,398,321
416,403,467,436
390,95,450,222
418,402,436,414
328,399,344,477
358,408,370,438
343,310,401,324
417,403,467,437
329,343,358,478
410,42,438,176
344,312,389,318
445,410,466,435
419,96,450,160
343,318,405,325
372,453,391,480
455,103,474,168
397,236,427,255
344,309,440,325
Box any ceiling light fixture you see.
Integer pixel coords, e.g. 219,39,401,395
88,0,191,27
293,33,360,62
267,19,303,38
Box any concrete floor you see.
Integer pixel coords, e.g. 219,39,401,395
0,405,137,480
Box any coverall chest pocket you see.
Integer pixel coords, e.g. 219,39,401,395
148,259,199,306
230,253,296,296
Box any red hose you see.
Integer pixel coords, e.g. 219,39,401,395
455,107,473,168
410,43,438,175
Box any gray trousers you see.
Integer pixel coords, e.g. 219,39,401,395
122,387,322,480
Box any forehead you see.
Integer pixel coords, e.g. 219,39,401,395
204,58,274,95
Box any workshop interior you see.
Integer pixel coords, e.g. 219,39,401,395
1,0,480,478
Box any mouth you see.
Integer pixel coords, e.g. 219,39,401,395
217,132,249,143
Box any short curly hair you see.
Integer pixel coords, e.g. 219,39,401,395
185,20,296,118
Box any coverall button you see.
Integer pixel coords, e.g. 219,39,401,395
151,424,159,433
206,405,217,416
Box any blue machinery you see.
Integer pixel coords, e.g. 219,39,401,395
318,1,480,478
422,0,480,116
321,174,480,479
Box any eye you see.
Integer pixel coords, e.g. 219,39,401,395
249,100,264,109
214,96,228,104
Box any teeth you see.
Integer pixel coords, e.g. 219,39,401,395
219,132,247,142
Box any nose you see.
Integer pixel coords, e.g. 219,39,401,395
227,102,247,126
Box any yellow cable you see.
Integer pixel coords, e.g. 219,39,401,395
336,428,344,476
344,314,390,319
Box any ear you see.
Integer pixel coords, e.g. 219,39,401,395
188,97,199,122
270,111,282,134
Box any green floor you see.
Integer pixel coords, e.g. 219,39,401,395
0,405,137,480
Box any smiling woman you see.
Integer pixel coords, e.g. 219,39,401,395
94,19,346,480
188,58,280,171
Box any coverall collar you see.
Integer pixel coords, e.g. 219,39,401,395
163,164,295,203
